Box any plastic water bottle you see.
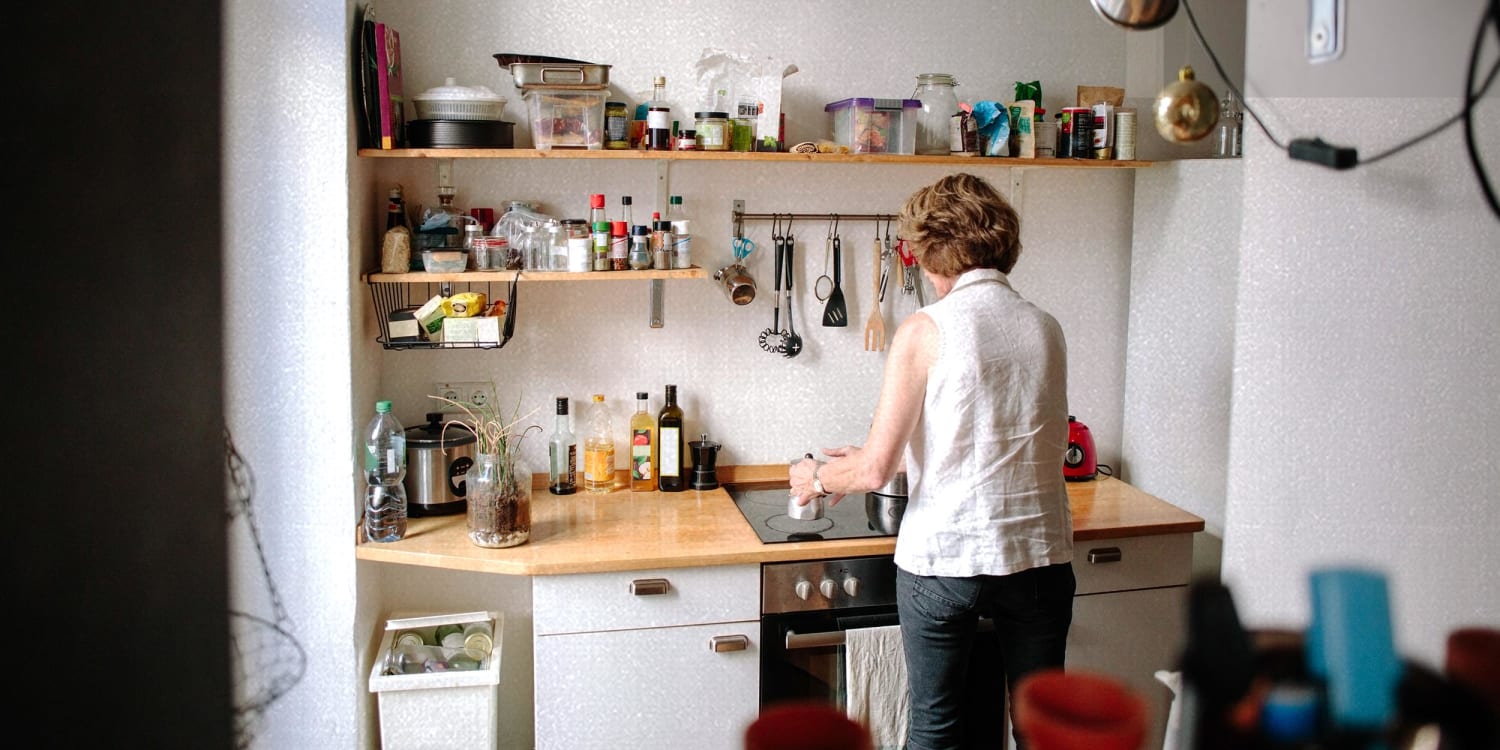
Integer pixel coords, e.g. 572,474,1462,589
363,400,408,542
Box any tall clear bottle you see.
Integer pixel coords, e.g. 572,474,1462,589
362,400,408,542
548,397,577,495
583,394,615,493
657,385,685,492
629,391,657,492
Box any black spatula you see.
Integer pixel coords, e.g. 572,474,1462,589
822,236,847,327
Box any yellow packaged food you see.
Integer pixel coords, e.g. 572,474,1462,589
443,292,487,318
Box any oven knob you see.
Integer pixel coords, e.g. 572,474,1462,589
819,578,838,599
794,580,813,601
843,576,861,598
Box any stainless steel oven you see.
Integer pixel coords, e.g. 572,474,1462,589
729,487,907,707
758,555,901,706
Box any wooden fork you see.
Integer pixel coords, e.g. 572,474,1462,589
863,236,886,352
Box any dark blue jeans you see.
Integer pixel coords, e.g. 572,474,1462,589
897,562,1076,750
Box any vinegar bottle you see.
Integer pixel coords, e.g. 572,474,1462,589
629,391,657,492
548,397,577,495
657,385,685,492
583,394,615,493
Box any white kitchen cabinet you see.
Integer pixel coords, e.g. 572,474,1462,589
532,564,761,750
1042,533,1193,750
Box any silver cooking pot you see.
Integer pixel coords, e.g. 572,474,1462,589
403,412,476,517
865,472,908,535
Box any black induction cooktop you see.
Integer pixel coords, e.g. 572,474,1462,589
728,487,896,544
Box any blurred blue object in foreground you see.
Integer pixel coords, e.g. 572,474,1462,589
1306,567,1402,732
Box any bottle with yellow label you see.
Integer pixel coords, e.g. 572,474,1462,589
584,394,615,493
629,391,656,492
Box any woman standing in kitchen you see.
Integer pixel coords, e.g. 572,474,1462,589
790,172,1074,750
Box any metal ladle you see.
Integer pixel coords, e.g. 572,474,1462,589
782,231,803,358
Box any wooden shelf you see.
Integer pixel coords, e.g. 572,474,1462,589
357,147,1152,169
362,267,708,283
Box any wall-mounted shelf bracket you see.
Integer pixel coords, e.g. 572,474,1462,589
649,280,665,328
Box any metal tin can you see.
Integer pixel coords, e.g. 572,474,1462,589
1056,111,1075,158
1068,108,1095,159
1114,110,1138,160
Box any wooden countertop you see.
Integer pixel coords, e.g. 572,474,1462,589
355,466,1204,576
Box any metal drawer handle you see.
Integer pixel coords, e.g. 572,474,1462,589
629,578,671,596
710,635,749,653
1087,547,1123,564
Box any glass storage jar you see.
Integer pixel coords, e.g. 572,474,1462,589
912,74,960,155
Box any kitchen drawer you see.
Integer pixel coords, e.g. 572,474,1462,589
534,564,760,635
1071,533,1192,596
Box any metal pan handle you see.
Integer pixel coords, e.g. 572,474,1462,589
540,66,586,85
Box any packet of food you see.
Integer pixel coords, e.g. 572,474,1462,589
443,291,487,318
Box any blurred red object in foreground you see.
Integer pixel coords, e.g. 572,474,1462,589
1015,669,1147,750
744,701,874,750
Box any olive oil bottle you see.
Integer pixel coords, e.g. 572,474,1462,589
657,385,685,492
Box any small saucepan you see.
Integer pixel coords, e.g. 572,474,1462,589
865,472,908,535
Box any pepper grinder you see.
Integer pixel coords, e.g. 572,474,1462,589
688,433,721,490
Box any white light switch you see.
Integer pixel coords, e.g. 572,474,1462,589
1308,0,1345,63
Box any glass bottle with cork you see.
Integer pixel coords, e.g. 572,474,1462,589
646,75,672,151
629,391,657,492
380,185,413,273
657,385,685,492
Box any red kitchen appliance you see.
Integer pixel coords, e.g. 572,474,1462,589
1065,415,1098,481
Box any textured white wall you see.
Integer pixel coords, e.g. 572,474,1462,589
224,0,361,747
1224,0,1500,667
1124,159,1243,579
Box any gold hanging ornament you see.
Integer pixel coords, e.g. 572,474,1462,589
1153,65,1220,143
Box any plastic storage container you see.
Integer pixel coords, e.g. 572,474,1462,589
369,610,504,750
825,98,921,154
522,88,607,150
411,78,507,121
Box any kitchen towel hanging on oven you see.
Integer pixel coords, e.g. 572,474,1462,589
845,625,908,749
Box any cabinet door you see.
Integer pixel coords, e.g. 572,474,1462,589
1066,586,1187,750
535,621,760,750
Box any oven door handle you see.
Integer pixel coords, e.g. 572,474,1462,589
784,617,993,650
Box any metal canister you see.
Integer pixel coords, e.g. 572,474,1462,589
1056,110,1076,158
1114,110,1138,160
1069,108,1096,159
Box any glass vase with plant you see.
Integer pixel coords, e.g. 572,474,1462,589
431,389,540,548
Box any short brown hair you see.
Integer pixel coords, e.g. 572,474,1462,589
897,173,1021,275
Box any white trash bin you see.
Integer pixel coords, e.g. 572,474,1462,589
368,611,503,750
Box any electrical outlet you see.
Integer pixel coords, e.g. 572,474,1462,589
431,381,496,411
466,382,496,409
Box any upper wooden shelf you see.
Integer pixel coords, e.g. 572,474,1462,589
357,148,1152,168
363,267,708,283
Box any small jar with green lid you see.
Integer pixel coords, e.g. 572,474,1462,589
695,112,730,151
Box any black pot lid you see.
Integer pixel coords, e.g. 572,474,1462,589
406,412,476,447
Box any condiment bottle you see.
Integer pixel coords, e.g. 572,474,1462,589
609,221,628,271
583,394,615,494
548,397,577,495
647,75,672,151
591,220,610,271
629,391,656,492
628,225,651,270
657,385,685,492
